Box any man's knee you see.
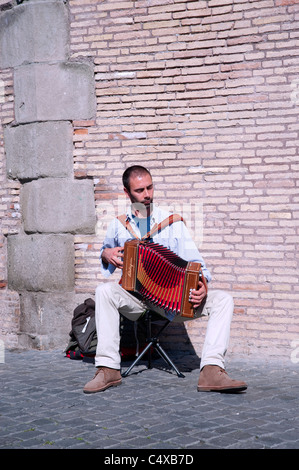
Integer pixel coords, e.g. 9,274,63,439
96,282,117,300
96,282,115,294
211,289,233,305
96,282,106,297
204,290,234,320
214,291,234,322
221,291,234,309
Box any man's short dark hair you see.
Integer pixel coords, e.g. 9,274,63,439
122,165,152,191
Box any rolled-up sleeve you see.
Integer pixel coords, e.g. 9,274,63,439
99,219,118,278
172,221,212,283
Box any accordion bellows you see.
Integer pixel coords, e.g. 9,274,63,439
122,239,205,320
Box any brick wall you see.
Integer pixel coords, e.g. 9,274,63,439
69,0,299,361
1,0,299,360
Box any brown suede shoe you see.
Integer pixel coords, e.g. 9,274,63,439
83,367,122,394
197,365,247,393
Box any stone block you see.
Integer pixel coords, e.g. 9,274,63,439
21,178,96,234
17,291,90,349
4,121,73,180
7,233,75,292
14,62,96,123
0,1,69,68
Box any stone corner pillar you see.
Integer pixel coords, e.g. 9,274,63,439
2,0,97,350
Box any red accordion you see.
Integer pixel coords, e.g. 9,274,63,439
121,239,206,319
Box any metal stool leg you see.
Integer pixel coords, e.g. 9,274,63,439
154,342,185,378
122,341,153,377
122,311,185,378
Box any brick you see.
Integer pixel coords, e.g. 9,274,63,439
14,62,95,123
0,2,69,68
21,178,96,234
7,234,75,292
5,121,73,180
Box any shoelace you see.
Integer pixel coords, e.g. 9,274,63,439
93,367,105,378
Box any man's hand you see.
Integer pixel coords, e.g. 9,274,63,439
102,247,124,269
189,281,208,309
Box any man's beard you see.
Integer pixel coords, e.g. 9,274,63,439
131,200,153,216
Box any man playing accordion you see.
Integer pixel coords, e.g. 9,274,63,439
83,165,247,394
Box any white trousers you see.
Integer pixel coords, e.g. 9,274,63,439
94,282,234,370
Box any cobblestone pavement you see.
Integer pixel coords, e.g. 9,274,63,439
0,349,298,451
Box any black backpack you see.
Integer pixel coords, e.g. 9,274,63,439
65,298,97,361
65,298,148,363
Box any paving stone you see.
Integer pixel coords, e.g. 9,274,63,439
0,349,298,450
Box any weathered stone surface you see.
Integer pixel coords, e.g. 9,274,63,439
4,121,73,180
18,291,89,349
7,233,75,292
1,0,97,353
0,1,69,68
14,62,96,123
21,178,96,234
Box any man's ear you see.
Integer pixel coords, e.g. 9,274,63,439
123,187,130,199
